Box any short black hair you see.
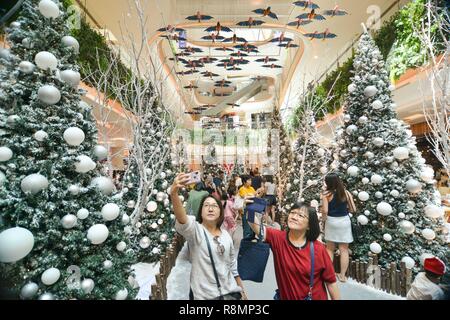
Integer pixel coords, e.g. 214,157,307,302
197,195,224,228
425,270,442,280
289,202,321,241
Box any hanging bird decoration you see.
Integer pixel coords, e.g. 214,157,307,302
304,28,337,40
185,111,202,115
199,56,218,64
223,34,248,44
201,33,225,43
278,40,299,48
255,56,278,64
157,24,186,33
296,9,326,21
227,65,243,71
183,46,204,53
287,18,312,28
214,46,234,52
234,42,257,51
252,7,278,20
227,103,240,107
220,57,250,65
230,51,249,57
215,79,232,85
322,5,348,17
237,17,265,28
185,11,214,23
177,58,204,69
270,33,293,43
184,84,199,90
262,63,283,69
204,22,233,35
201,71,220,79
292,1,320,10
176,70,199,75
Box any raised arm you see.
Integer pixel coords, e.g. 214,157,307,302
321,192,329,220
170,173,191,225
247,214,267,241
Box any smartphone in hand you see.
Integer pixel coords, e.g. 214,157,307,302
186,171,201,185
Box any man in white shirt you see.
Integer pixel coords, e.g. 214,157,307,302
407,257,446,300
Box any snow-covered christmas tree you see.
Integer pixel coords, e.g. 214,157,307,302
0,0,136,299
202,136,222,177
333,28,448,270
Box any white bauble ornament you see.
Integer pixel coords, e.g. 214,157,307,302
358,116,368,124
77,208,89,220
116,241,126,252
22,38,33,48
364,210,370,216
158,219,164,225
81,278,94,294
151,222,158,229
103,260,113,269
33,130,48,142
160,234,168,242
364,86,378,97
62,36,79,53
340,150,347,157
35,51,58,70
362,177,369,184
127,200,135,208
0,171,5,186
152,247,160,254
38,293,55,300
372,137,384,147
38,0,60,19
320,166,327,174
139,237,151,249
20,282,39,299
420,253,434,266
156,192,165,202
407,201,416,209
390,161,399,170
357,215,369,225
347,166,359,177
21,174,49,195
68,185,80,195
0,48,11,60
63,127,85,146
371,174,383,184
371,100,383,110
87,224,109,244
388,84,395,91
6,115,20,125
121,214,130,225
424,205,444,219
75,155,96,173
0,146,13,162
115,288,128,300
101,203,120,221
348,84,356,93
38,85,61,105
393,147,409,160
10,21,21,28
160,172,167,179
375,192,383,199
376,202,392,216
365,152,375,159
352,147,359,152
317,148,325,156
146,201,158,212
401,257,415,269
60,70,80,88
390,190,399,197
19,61,35,74
383,233,392,242
420,167,434,183
398,212,406,219
421,228,436,241
93,145,108,160
61,214,77,229
399,220,415,234
123,226,132,235
384,156,394,163
41,268,61,285
406,179,422,194
358,191,369,201
372,220,378,225
0,227,34,263
346,125,357,134
310,200,319,208
369,242,382,254
91,177,114,195
358,136,365,143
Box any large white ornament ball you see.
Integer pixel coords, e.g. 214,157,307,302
116,241,126,252
371,174,383,185
35,51,58,70
61,214,77,229
34,130,48,142
103,260,113,269
358,191,370,201
364,210,370,216
347,166,359,177
68,185,80,195
127,200,135,208
406,179,422,194
393,147,409,160
94,145,108,160
87,224,109,244
139,237,151,249
364,86,378,97
407,201,416,209
156,192,165,202
369,242,382,254
81,278,95,294
371,100,384,110
421,228,436,241
383,233,392,242
115,288,128,300
151,222,158,229
60,70,80,88
390,190,399,198
357,215,369,225
0,146,13,162
146,201,158,212
101,203,120,221
77,208,89,220
62,36,79,53
20,282,39,299
401,257,415,269
91,177,115,195
362,177,369,184
348,83,356,93
121,214,130,225
424,205,444,219
21,174,49,195
399,220,415,234
63,127,85,146
19,61,35,74
376,202,393,216
358,116,368,124
420,167,434,183
75,155,96,173
38,0,60,19
375,192,383,199
346,125,358,135
41,267,61,285
372,137,384,147
365,152,375,159
38,292,55,300
317,148,325,157
38,85,61,105
0,227,34,263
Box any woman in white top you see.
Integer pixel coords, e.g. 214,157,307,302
170,173,247,300
264,175,277,224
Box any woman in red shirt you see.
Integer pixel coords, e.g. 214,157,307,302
248,202,340,300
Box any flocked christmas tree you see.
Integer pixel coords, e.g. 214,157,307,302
333,28,448,270
0,0,136,299
202,136,222,177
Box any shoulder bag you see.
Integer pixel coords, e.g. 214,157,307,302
345,190,362,241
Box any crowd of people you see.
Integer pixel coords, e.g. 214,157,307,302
169,168,448,300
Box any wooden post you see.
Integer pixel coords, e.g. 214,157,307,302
151,284,159,300
390,262,397,295
400,262,407,297
362,261,368,284
380,268,386,291
405,267,412,297
355,260,360,283
350,261,356,279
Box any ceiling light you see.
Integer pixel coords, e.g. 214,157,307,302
314,55,319,59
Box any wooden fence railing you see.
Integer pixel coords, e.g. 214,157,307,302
333,252,412,297
150,233,185,300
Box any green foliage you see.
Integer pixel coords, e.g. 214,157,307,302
373,12,398,60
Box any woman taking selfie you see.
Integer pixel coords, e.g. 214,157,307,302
321,173,356,282
248,202,340,300
170,173,247,300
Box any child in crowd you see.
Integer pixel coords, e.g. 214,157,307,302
407,257,446,300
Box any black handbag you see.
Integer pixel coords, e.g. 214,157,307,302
237,222,271,282
345,191,362,241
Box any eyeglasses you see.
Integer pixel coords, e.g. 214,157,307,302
204,203,220,210
289,211,309,219
213,236,225,256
